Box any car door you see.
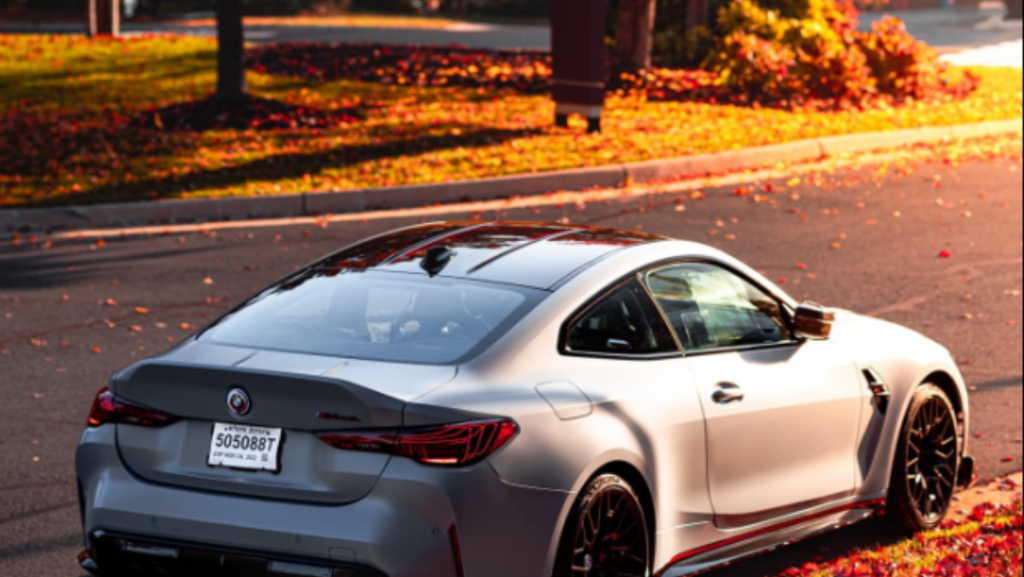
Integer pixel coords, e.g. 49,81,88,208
644,262,864,529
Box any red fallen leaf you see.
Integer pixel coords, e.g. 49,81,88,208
976,433,986,439
733,187,751,196
960,359,974,366
91,347,102,354
95,239,106,248
779,277,788,284
1001,456,1015,463
939,250,953,258
796,263,808,270
60,295,70,303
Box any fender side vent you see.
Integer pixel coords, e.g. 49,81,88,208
864,369,891,414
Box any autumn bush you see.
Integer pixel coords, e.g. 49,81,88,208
702,0,978,108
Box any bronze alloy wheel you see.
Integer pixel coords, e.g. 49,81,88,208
557,474,651,577
888,384,962,532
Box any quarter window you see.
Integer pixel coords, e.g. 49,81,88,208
645,263,792,352
566,278,679,356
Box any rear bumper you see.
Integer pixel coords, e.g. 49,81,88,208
77,426,570,577
79,531,385,577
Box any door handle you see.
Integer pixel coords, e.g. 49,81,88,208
712,385,745,405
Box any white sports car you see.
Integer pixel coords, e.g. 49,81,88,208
76,222,976,577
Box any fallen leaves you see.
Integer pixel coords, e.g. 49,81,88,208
766,498,1022,577
0,35,1020,208
939,250,954,258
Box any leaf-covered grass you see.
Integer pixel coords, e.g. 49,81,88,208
770,499,1022,577
0,34,1021,208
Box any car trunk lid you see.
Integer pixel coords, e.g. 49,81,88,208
112,343,456,505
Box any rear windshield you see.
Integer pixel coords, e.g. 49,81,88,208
202,270,546,365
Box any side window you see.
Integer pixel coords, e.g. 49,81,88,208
645,263,792,352
566,278,679,356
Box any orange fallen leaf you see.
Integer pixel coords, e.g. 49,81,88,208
135,307,150,315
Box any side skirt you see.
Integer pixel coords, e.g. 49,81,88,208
656,500,886,577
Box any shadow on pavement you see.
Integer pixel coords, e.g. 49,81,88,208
0,245,219,291
703,517,908,577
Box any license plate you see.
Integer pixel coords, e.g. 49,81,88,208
208,423,283,472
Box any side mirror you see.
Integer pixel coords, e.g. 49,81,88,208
794,301,836,340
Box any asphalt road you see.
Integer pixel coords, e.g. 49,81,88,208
0,154,1020,576
1,8,1020,52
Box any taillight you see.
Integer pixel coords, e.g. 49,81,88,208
87,388,179,429
317,419,518,468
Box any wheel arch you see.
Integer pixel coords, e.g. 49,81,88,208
923,370,967,425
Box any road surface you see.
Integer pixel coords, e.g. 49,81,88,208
2,7,1020,55
0,153,1020,576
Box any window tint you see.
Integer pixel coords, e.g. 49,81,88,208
202,270,544,365
567,278,679,356
645,263,792,352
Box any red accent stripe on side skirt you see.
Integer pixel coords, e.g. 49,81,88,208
657,499,887,575
450,526,466,577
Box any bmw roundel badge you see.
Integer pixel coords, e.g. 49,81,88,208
227,388,251,417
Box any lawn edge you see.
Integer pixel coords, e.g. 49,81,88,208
2,118,1021,236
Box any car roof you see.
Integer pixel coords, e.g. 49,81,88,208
313,222,670,290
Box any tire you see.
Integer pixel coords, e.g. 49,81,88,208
553,474,652,577
887,384,962,533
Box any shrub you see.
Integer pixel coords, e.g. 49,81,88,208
857,15,978,101
701,0,977,108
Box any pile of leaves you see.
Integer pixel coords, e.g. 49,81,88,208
771,498,1022,577
245,42,553,94
703,0,979,108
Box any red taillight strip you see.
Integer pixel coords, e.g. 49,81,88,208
449,526,466,577
316,419,518,468
655,499,887,576
87,388,180,429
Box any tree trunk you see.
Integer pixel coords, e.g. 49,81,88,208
216,0,248,101
1008,0,1022,20
686,0,710,32
87,0,120,38
614,0,657,73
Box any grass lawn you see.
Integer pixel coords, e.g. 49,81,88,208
0,34,1020,208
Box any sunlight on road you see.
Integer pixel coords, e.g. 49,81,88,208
943,39,1024,69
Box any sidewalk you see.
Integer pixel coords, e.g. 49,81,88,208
859,7,1023,51
0,16,550,50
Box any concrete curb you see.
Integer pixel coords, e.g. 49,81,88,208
2,119,1021,235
